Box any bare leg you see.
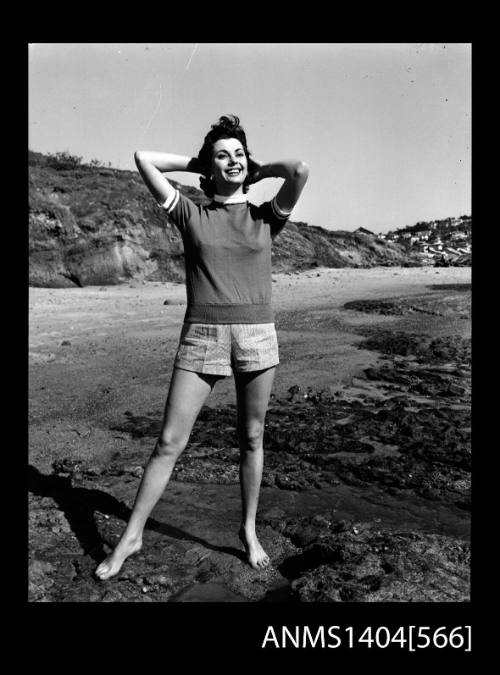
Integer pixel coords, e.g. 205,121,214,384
234,366,276,570
95,368,223,580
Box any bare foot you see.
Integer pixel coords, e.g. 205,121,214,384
94,536,142,581
239,526,270,570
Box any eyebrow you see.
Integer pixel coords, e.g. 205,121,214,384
215,149,244,154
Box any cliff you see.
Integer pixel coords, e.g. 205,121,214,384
29,151,418,288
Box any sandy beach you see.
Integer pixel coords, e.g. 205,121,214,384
29,265,471,602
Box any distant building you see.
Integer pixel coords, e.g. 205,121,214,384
355,227,375,236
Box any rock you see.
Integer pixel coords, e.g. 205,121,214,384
276,515,470,602
448,383,466,396
59,560,77,582
61,340,71,346
171,583,248,602
144,573,173,588
50,512,72,533
292,575,343,601
123,465,144,478
29,559,55,601
101,589,125,602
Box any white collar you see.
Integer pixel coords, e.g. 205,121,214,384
213,193,248,205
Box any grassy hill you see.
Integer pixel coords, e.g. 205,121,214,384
29,151,419,287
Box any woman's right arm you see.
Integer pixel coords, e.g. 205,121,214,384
134,151,202,205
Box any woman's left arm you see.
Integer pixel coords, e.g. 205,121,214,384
249,159,309,213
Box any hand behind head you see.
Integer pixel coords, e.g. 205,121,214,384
247,157,263,185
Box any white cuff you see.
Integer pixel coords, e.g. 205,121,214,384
271,197,292,219
158,189,180,213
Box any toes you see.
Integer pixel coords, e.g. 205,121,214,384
95,562,112,579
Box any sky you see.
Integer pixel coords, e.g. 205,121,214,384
28,43,471,233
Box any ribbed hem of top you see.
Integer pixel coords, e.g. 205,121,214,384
184,303,274,324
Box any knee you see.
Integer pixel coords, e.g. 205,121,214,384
239,421,265,451
154,430,188,459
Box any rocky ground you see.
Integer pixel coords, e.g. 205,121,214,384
28,266,471,602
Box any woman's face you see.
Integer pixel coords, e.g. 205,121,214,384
211,137,248,193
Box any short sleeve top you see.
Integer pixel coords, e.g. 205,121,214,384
158,189,291,324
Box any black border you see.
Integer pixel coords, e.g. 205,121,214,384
25,37,476,663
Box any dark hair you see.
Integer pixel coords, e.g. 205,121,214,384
197,115,251,197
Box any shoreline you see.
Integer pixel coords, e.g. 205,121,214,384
28,265,471,602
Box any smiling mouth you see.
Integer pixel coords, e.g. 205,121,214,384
226,168,242,176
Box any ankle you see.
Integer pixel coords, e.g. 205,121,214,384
239,523,256,536
119,532,142,547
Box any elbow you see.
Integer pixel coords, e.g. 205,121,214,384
293,161,309,179
134,150,146,166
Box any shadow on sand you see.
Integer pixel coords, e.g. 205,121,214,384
28,465,246,565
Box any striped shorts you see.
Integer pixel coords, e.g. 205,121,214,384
174,322,279,377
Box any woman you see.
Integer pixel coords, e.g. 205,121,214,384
95,115,309,579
